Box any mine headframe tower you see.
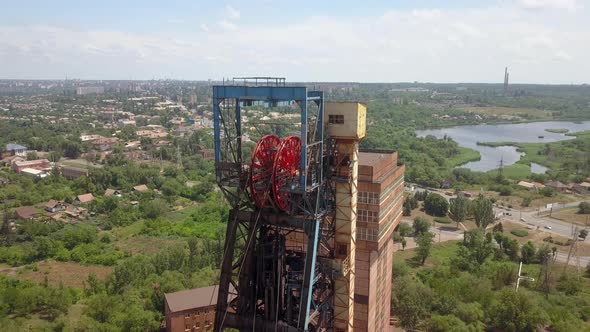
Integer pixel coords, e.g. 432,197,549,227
212,78,335,331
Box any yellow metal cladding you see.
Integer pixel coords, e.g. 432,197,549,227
333,140,358,331
325,102,367,140
328,101,366,331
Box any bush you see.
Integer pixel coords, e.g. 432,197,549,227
511,229,529,237
434,217,452,224
578,201,590,214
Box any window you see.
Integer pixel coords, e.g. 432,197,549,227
358,191,379,205
328,114,344,124
357,209,378,223
357,227,378,241
337,243,347,257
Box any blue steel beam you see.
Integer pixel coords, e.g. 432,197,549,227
212,84,325,332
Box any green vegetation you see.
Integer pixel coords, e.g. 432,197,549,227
545,128,570,134
392,235,590,331
433,216,452,224
424,193,449,217
510,229,529,237
579,202,590,214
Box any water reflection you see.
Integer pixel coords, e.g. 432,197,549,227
416,121,590,172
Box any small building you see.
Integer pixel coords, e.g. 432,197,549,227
15,206,41,220
5,143,27,157
64,205,88,219
164,286,226,332
517,181,544,191
104,189,122,197
545,180,568,193
74,193,95,205
573,182,590,193
45,200,67,213
20,168,49,179
12,159,51,173
133,184,149,193
61,166,89,180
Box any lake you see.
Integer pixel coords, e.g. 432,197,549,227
416,121,590,172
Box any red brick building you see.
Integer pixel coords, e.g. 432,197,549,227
11,159,51,174
354,150,405,332
164,286,220,332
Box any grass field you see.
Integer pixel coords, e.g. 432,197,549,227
567,130,590,137
115,235,186,255
550,207,590,227
461,106,552,119
485,163,531,179
164,204,202,223
448,146,481,167
0,260,112,289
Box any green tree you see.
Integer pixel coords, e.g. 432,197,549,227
449,194,469,229
26,151,38,160
397,222,413,237
579,229,588,240
412,217,430,236
522,197,533,208
426,314,468,332
521,241,537,264
488,289,548,332
416,232,435,265
424,193,449,217
403,199,412,216
392,276,433,330
473,194,494,230
578,201,590,214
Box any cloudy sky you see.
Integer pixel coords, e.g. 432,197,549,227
1,0,588,83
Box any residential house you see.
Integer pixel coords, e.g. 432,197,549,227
517,181,545,191
573,182,590,193
104,189,122,197
5,143,27,157
15,206,41,220
74,193,95,205
133,184,149,193
45,200,67,213
64,205,88,219
545,180,568,193
93,137,120,152
164,286,230,332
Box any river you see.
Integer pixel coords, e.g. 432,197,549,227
416,121,590,173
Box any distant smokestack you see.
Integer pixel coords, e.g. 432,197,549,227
503,67,509,94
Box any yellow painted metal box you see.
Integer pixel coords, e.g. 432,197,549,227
325,102,367,140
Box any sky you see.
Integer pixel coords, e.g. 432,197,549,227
1,0,589,83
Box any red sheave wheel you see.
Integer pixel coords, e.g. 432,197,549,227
271,136,301,212
249,134,281,208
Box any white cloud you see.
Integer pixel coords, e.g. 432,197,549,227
218,19,238,31
224,5,240,20
0,4,589,83
518,0,579,11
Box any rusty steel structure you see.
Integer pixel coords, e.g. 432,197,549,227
212,78,336,331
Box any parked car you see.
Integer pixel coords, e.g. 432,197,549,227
544,225,552,230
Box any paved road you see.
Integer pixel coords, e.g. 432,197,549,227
496,205,588,240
